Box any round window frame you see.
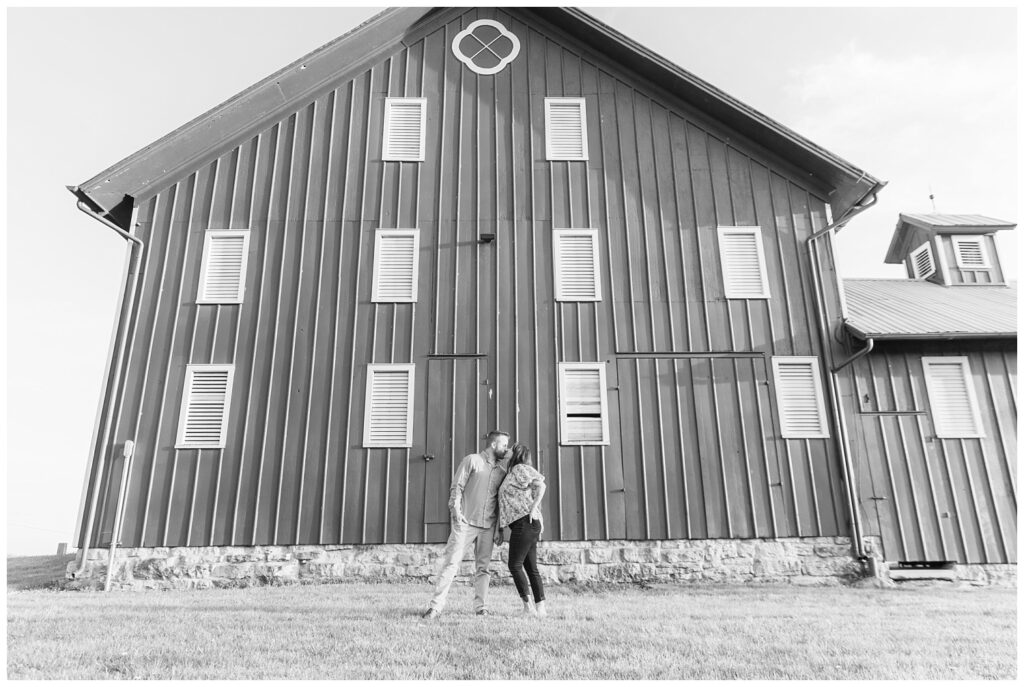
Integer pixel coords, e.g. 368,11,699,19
451,19,521,76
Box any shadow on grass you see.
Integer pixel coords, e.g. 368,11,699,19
7,555,76,591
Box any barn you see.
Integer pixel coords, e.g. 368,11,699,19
65,6,931,590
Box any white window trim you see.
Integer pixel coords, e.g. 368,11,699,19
363,363,416,448
951,235,991,270
451,19,521,75
545,97,589,161
771,356,830,439
909,242,935,280
553,228,602,302
197,230,251,304
371,229,420,303
557,362,610,446
382,97,426,162
718,225,771,299
922,356,985,439
175,364,235,449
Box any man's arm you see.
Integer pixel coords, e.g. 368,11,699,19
448,455,475,523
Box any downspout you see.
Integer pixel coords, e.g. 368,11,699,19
804,182,884,561
73,199,144,578
833,336,874,372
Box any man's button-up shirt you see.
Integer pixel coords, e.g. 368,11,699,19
449,452,509,528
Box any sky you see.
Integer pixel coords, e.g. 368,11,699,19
5,5,1018,554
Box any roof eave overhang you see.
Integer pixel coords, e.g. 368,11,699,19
845,323,1018,341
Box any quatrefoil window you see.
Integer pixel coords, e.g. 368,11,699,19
452,19,520,75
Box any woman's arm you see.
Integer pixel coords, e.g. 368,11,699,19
529,481,546,519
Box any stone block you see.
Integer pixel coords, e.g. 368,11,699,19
586,548,620,564
598,563,656,582
621,547,660,563
558,564,600,582
662,549,706,565
813,543,852,558
266,550,294,562
300,562,344,579
537,549,582,565
226,552,262,564
752,559,802,576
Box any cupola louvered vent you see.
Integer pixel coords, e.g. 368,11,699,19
198,231,250,304
952,236,990,269
718,227,770,299
772,357,828,438
382,98,426,161
909,243,935,280
363,364,415,447
553,229,601,301
372,229,419,302
922,357,984,438
176,365,235,449
558,363,609,445
545,98,588,160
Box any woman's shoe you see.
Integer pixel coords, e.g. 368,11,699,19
534,600,547,618
522,599,537,616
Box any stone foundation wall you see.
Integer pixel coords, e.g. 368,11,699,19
67,536,864,591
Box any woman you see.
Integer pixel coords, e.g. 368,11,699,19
498,443,547,617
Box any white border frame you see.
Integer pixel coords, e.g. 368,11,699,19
451,19,521,76
921,356,985,438
908,242,936,280
951,235,991,270
175,364,235,449
197,230,251,304
771,356,830,439
363,363,416,448
557,362,610,445
718,226,771,299
382,97,427,162
371,229,420,303
545,97,589,161
553,228,602,302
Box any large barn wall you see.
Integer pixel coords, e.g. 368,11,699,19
84,6,852,549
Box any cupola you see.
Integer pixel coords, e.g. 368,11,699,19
884,213,1015,286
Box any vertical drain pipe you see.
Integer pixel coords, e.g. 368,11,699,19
104,440,135,591
73,199,145,578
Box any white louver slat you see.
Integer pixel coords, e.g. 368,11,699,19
952,236,989,269
559,363,609,444
198,231,250,303
772,358,828,438
718,226,770,299
176,365,234,449
910,243,935,279
372,230,419,302
922,357,984,438
545,98,588,160
554,230,601,301
363,364,415,447
383,98,426,161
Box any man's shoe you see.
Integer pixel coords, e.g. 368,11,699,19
421,608,440,619
475,609,491,616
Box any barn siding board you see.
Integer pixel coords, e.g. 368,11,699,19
85,7,854,549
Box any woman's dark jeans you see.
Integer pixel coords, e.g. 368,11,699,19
508,515,545,603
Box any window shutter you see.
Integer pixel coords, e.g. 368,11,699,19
197,231,250,304
372,229,419,302
545,98,588,161
176,365,234,449
558,363,609,445
772,357,829,438
382,98,426,161
553,229,601,301
909,243,935,279
718,227,770,299
922,357,984,438
363,364,415,447
952,236,990,269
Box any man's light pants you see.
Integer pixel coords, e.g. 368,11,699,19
428,519,495,612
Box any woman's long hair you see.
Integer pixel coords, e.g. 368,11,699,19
505,442,533,472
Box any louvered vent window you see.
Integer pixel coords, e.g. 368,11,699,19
952,236,990,269
909,243,935,280
363,364,415,447
922,357,984,438
772,357,829,439
372,229,419,302
718,226,770,299
545,98,588,161
382,98,426,161
197,231,250,304
558,363,609,445
553,229,601,301
175,365,235,449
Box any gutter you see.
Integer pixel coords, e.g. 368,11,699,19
804,180,885,562
71,195,144,580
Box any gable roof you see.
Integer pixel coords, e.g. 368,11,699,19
843,279,1017,340
885,213,1016,264
69,6,882,229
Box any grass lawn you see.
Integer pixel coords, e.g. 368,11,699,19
7,555,1016,680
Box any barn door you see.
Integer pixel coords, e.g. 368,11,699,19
421,356,489,542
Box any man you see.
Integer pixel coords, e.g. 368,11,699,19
421,430,511,618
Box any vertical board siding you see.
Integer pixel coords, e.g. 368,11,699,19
849,342,1017,564
86,7,850,548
